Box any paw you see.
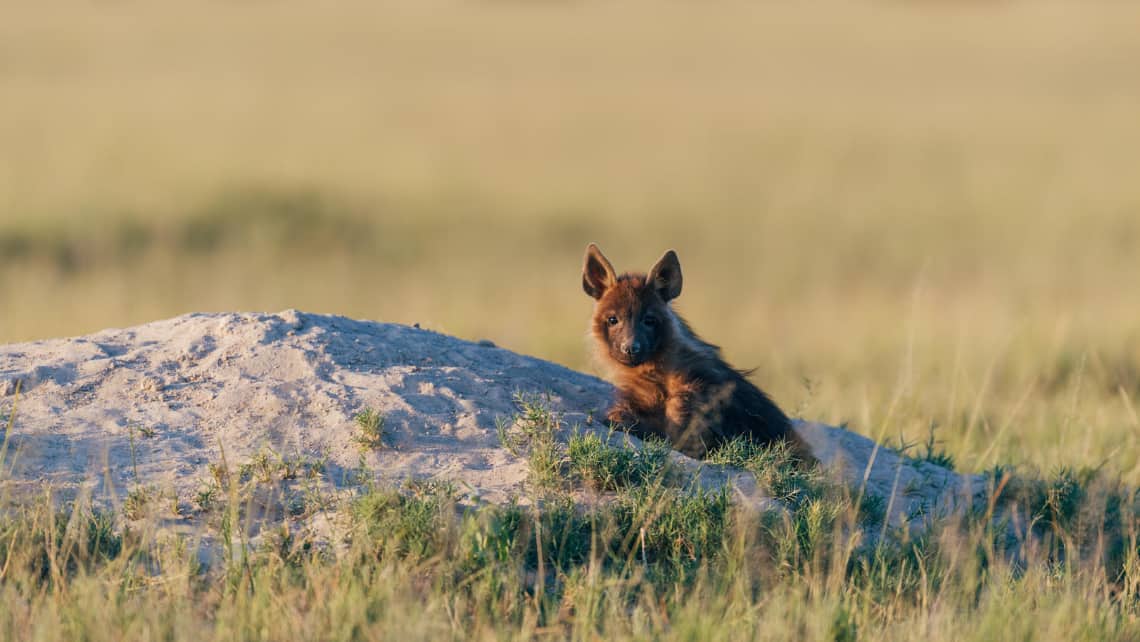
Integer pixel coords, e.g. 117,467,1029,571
608,409,658,442
606,407,637,429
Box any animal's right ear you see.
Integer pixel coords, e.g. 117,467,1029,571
582,243,617,300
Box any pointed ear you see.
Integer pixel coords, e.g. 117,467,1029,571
647,249,682,301
582,243,617,300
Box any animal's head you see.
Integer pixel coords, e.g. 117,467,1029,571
581,243,682,367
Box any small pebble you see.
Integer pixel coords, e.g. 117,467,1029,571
139,378,165,394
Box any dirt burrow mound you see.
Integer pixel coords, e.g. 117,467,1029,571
1,311,985,529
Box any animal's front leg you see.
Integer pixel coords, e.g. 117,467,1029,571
663,387,707,458
606,399,666,442
663,389,693,432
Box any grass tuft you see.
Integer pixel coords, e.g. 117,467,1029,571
496,392,566,489
353,408,389,451
567,430,672,491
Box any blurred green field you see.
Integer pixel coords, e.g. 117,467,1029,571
2,0,1139,482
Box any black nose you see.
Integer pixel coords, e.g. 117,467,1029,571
622,342,642,356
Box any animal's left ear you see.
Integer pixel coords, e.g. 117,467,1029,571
647,249,682,301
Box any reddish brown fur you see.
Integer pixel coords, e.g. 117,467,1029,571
582,243,813,461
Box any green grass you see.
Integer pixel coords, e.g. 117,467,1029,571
2,395,1139,640
497,392,567,490
707,438,831,508
0,500,122,589
566,430,672,491
4,460,1140,640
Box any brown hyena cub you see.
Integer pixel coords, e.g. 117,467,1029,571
582,243,812,461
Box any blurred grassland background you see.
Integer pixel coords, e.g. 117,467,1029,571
2,2,1139,478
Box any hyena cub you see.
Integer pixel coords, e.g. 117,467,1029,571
582,243,812,461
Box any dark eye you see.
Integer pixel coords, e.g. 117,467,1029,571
607,316,619,326
643,316,658,327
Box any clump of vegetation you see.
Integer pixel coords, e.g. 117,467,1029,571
238,450,277,484
707,437,828,508
899,421,956,470
351,480,458,561
707,436,886,534
280,452,326,481
496,392,566,489
0,502,122,588
610,485,733,574
499,393,678,493
567,430,672,491
123,485,156,520
190,446,334,526
194,482,219,512
231,447,329,486
353,408,389,450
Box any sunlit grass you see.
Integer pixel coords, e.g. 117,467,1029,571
3,432,1140,641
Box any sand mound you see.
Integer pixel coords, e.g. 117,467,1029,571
1,311,987,528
